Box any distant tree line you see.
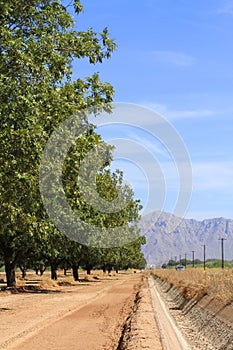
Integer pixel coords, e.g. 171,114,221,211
162,258,233,269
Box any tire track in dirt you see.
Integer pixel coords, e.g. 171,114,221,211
4,274,141,350
0,278,126,349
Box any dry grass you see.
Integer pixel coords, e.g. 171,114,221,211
0,269,134,292
152,268,233,302
39,278,59,289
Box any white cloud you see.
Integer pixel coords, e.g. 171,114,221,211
151,50,196,67
217,1,233,15
167,109,216,120
111,157,233,218
125,131,169,158
192,161,233,191
144,103,220,121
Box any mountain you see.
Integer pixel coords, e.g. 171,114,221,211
139,211,233,266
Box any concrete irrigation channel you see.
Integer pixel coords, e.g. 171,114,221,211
113,274,233,349
149,276,191,350
150,275,233,350
117,275,192,350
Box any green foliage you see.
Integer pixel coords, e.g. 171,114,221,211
0,0,116,286
80,237,146,274
206,259,233,269
167,259,177,267
0,0,146,286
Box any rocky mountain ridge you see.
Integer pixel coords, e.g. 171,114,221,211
139,211,233,266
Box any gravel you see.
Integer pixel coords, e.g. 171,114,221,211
153,276,233,350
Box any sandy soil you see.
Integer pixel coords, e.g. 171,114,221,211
119,277,163,350
2,270,231,350
0,272,142,350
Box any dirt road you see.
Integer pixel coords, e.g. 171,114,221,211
0,273,141,350
1,272,202,350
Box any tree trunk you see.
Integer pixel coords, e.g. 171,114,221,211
86,266,91,275
115,266,119,274
39,264,46,276
35,264,45,275
40,268,45,276
19,265,27,278
102,266,106,273
51,264,57,280
72,265,79,281
64,268,67,276
5,260,16,287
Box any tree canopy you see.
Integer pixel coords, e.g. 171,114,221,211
0,0,145,287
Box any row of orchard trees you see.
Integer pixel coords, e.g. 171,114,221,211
0,234,146,281
0,0,146,287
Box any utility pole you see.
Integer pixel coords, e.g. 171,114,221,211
218,238,227,269
184,253,187,268
202,244,206,271
179,255,182,265
192,250,195,268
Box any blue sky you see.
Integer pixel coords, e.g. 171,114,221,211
71,0,233,221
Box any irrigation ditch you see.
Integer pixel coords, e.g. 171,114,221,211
118,274,233,350
151,274,233,350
